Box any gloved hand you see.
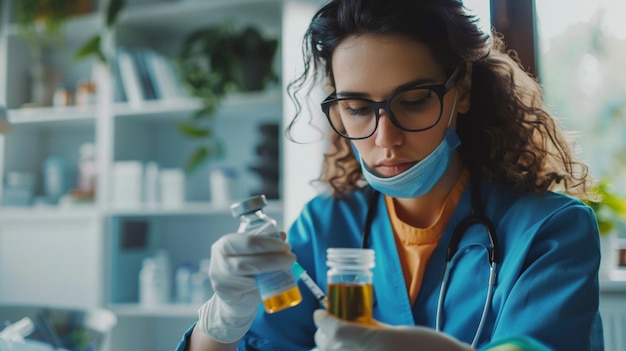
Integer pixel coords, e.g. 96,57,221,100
196,233,296,343
313,310,474,351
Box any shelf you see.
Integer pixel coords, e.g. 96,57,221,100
113,97,202,121
4,12,102,43
119,0,282,35
218,88,283,120
0,201,283,219
113,89,282,122
7,106,97,126
600,276,626,292
3,90,282,126
107,200,283,217
0,205,99,221
107,303,198,318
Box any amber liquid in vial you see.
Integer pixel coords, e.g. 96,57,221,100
263,285,303,313
328,283,375,324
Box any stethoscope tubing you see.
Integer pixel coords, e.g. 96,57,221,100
361,174,499,347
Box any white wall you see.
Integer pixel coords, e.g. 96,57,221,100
281,0,328,229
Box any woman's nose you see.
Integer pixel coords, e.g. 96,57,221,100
374,108,403,147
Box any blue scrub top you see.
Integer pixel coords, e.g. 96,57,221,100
176,180,604,351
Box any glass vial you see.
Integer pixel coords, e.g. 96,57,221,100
231,194,302,313
191,259,213,305
139,251,172,306
77,142,97,195
175,263,193,304
326,248,376,325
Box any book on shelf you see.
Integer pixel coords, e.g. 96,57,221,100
143,49,189,100
112,57,127,103
115,47,189,107
116,48,145,107
131,49,158,101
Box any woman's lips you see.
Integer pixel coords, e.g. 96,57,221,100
373,160,417,177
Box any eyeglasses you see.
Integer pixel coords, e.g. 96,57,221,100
321,66,461,140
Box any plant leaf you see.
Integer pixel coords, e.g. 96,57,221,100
585,179,626,236
176,122,211,138
185,147,210,173
597,219,614,235
73,35,101,61
603,192,626,219
107,0,125,27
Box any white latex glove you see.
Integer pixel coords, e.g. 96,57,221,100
313,310,474,351
197,233,296,343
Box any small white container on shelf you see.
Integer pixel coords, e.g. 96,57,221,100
210,166,239,209
139,250,172,306
159,168,185,207
143,161,160,205
112,161,144,207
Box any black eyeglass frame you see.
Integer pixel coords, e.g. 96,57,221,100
321,66,462,140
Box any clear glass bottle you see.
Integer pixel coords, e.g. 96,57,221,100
326,248,376,325
175,263,193,304
77,142,97,196
191,258,213,305
139,253,171,306
231,194,302,313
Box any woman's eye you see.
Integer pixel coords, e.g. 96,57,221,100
341,102,373,117
400,97,428,106
396,89,435,110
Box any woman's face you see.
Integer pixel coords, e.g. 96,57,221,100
331,34,468,177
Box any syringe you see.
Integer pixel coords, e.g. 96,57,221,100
292,262,328,309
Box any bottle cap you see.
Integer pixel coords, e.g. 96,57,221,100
230,194,267,217
327,248,375,269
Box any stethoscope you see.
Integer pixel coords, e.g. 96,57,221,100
360,173,500,348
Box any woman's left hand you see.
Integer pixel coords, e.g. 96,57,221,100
313,310,474,351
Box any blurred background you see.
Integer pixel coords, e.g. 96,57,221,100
0,0,624,350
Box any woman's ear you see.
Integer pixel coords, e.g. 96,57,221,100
456,62,473,114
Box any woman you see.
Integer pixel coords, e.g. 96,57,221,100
177,0,603,350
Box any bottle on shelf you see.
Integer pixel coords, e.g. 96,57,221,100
191,258,213,306
139,250,172,306
68,142,97,203
42,156,67,205
175,263,193,304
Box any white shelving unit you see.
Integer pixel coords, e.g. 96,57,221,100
600,280,626,351
0,0,313,350
4,2,620,351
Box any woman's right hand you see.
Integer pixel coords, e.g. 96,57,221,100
195,233,296,344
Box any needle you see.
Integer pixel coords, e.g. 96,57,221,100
291,262,328,309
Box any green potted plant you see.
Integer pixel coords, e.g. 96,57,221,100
584,179,626,278
74,0,125,64
16,0,93,50
175,22,279,172
15,0,95,106
584,179,626,236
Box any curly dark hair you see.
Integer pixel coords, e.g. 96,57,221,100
286,0,593,200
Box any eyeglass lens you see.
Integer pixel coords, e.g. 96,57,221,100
327,88,442,139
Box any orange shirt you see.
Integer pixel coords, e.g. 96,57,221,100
385,169,470,304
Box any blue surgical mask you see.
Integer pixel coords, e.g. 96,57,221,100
357,92,461,198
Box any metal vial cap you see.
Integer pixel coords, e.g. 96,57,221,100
230,194,267,217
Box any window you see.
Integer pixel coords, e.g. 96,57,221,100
536,1,626,192
463,0,491,36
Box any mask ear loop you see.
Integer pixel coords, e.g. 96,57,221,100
447,90,458,128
